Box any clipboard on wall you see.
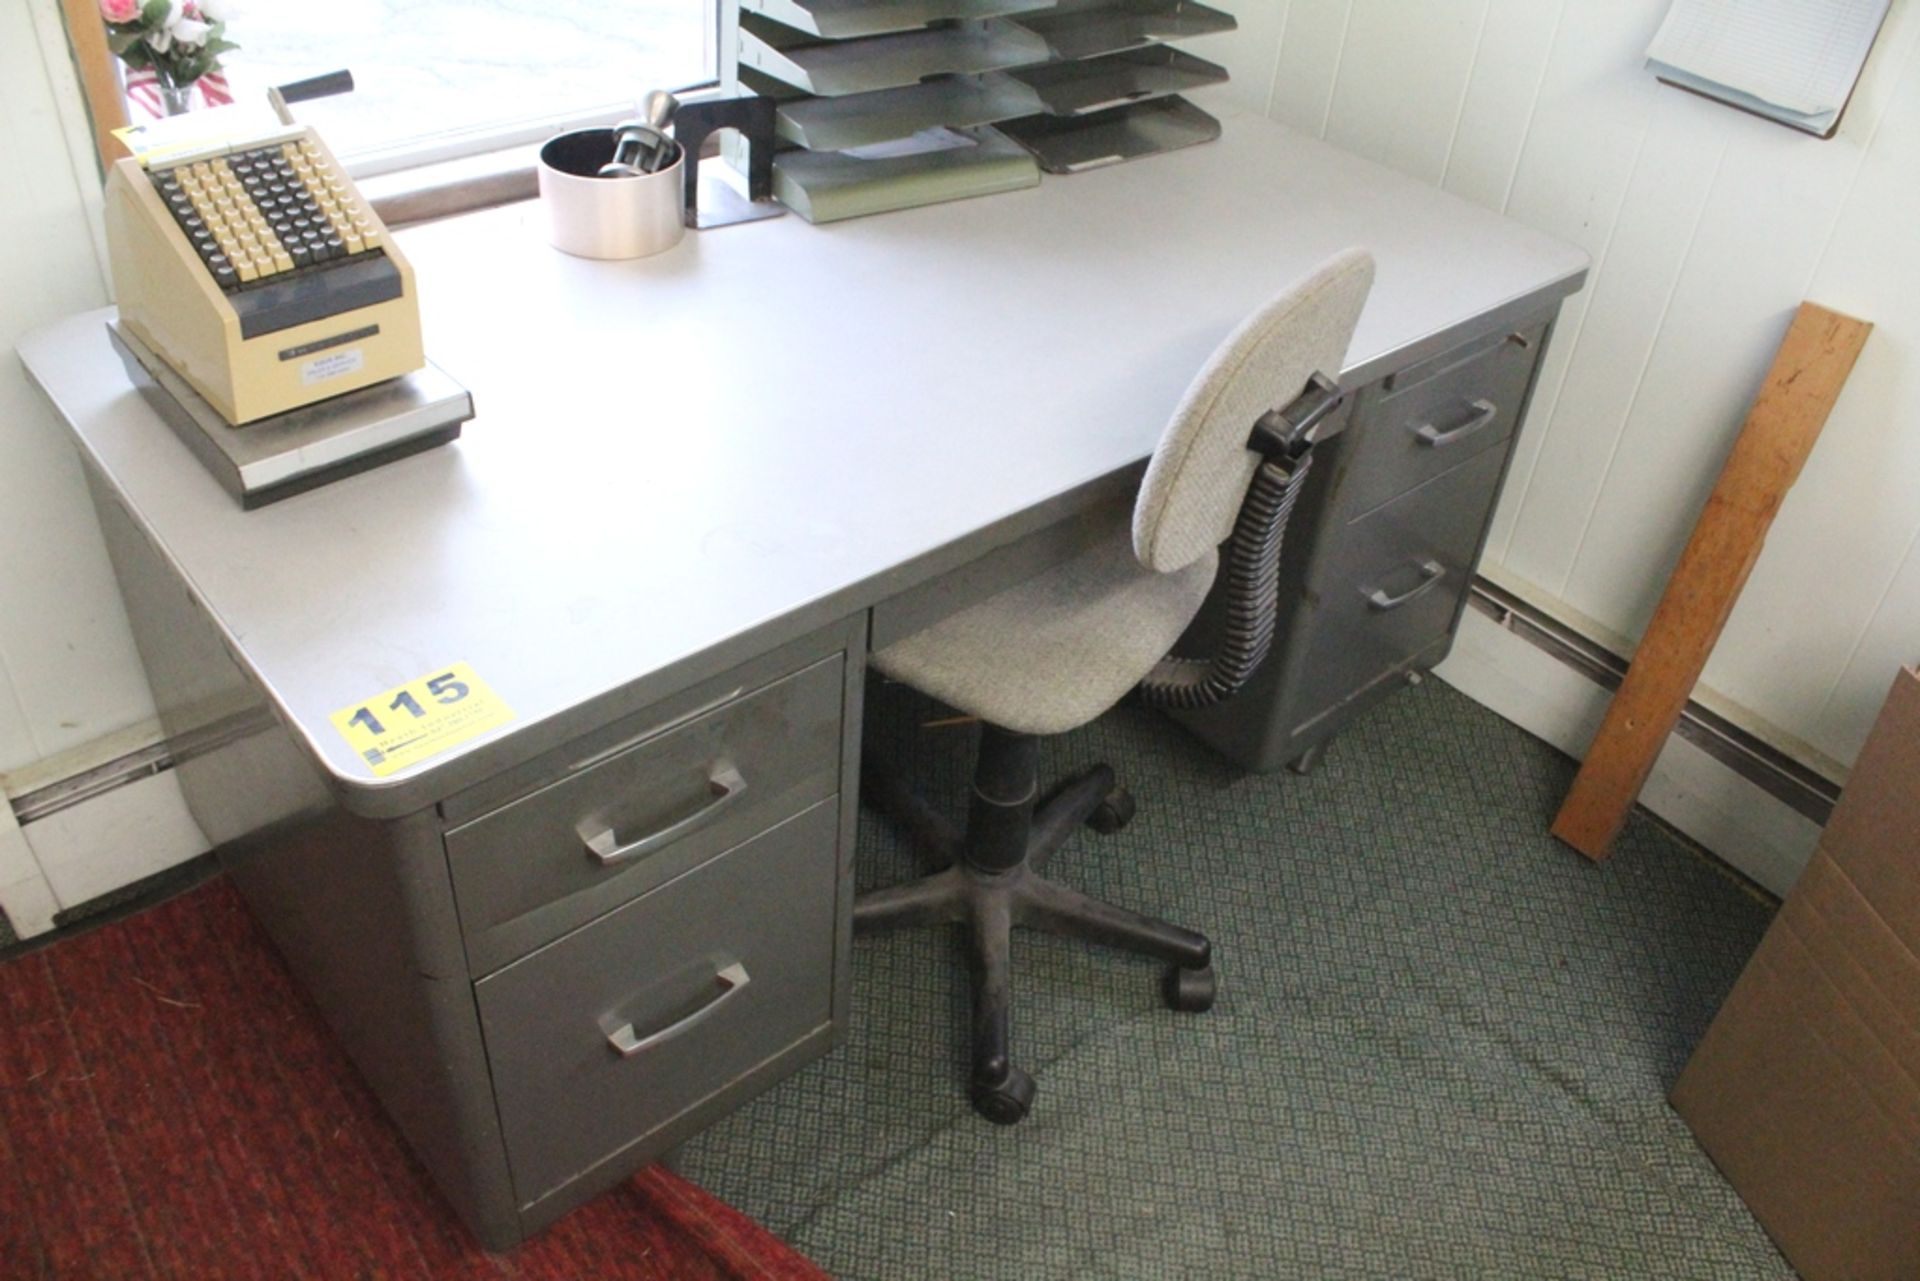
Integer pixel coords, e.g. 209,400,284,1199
1645,0,1894,139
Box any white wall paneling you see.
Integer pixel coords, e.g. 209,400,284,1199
1802,81,1920,760
1718,31,1920,765
1,0,157,772
1322,1,1490,190
2,0,204,936
1266,1,1355,137
1182,0,1291,116
1439,0,1563,212
1212,1,1920,879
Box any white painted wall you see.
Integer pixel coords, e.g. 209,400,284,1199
1,1,206,936
1,1,154,773
1192,0,1920,783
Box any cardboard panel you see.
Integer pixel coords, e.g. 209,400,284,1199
1765,870,1920,1145
1792,855,1920,1084
1671,668,1920,1281
1821,671,1920,948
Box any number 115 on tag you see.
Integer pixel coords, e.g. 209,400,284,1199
329,662,514,777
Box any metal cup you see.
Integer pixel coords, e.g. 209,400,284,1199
538,128,686,261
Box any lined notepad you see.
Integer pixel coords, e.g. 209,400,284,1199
1646,0,1892,136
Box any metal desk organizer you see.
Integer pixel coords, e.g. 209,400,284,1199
731,0,1237,221
674,96,787,229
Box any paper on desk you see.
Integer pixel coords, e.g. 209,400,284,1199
113,102,292,166
841,127,979,162
1646,0,1891,133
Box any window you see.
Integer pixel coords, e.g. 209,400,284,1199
135,0,720,175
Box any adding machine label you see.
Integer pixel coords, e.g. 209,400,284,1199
329,663,514,777
280,325,380,361
301,347,365,385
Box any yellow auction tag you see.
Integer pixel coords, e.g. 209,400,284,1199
329,663,514,777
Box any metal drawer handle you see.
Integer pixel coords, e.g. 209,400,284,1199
1364,560,1445,612
606,962,750,1058
1413,398,1498,447
582,763,748,866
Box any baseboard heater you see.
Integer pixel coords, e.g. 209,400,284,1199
1463,578,1840,826
10,585,1839,833
8,708,268,826
9,742,173,826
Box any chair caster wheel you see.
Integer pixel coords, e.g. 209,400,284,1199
1087,785,1135,835
970,1065,1036,1125
1164,963,1216,1013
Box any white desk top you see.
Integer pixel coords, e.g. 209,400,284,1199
20,112,1586,815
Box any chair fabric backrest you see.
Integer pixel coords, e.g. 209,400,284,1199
1132,248,1376,574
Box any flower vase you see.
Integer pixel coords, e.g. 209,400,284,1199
158,80,194,115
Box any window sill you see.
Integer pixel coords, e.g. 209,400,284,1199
357,80,732,229
361,143,543,229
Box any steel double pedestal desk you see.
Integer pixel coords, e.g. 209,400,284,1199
21,113,1586,1249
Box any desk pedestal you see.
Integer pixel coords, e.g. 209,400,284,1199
85,461,865,1249
1173,303,1562,771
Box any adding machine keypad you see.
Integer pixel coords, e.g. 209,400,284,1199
148,139,383,292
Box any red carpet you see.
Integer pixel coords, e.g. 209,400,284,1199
0,878,829,1280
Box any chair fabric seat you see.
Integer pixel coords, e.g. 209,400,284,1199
874,532,1217,737
857,249,1377,1123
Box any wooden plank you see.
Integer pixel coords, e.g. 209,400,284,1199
1551,302,1872,861
55,0,130,169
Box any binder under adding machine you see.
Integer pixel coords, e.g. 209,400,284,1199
102,72,473,509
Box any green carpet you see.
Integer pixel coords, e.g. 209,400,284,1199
676,677,1790,1280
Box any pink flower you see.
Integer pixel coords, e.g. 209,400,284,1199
100,0,139,22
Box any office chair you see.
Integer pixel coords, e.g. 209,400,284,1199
857,248,1376,1123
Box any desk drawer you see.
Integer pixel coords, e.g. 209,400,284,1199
477,801,838,1208
1290,446,1505,734
447,655,843,975
1344,322,1543,518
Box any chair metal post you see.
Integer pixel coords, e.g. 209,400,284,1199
963,725,1038,876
